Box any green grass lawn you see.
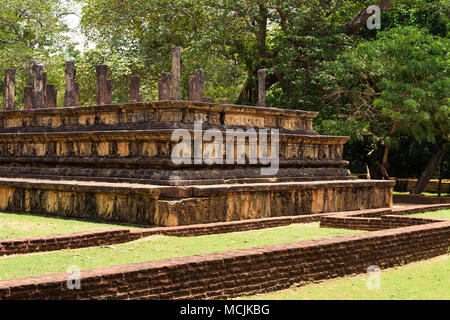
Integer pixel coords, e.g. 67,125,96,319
0,223,362,281
393,191,450,197
409,209,450,219
239,254,450,300
0,212,139,240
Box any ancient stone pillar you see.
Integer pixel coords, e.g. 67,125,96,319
171,46,181,100
2,88,5,110
188,69,204,102
257,69,266,107
43,72,47,107
24,87,33,110
45,85,57,108
96,65,109,105
158,73,172,101
32,65,45,109
106,79,112,104
74,82,80,106
4,69,16,110
130,75,140,102
188,76,195,100
64,61,77,107
28,65,35,87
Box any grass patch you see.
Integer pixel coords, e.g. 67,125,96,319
0,223,362,281
393,191,450,197
0,212,139,240
409,209,450,219
239,254,450,300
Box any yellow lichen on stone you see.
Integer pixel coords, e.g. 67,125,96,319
142,142,158,157
311,188,325,213
0,187,13,210
44,191,59,213
97,142,109,156
116,142,129,157
96,193,115,219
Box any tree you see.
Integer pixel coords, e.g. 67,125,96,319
323,26,449,185
78,0,397,106
345,0,394,35
0,0,75,108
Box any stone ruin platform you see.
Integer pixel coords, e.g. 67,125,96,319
0,101,394,226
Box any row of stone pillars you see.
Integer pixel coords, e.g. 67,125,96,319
157,47,267,106
2,63,125,110
157,47,211,103
2,64,72,111
2,66,58,110
1,47,268,110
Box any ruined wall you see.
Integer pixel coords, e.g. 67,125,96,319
0,179,160,224
0,102,317,133
155,181,394,226
0,221,448,300
0,178,393,226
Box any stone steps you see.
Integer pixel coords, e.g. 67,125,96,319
0,166,353,185
0,127,351,184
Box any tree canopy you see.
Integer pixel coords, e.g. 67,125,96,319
0,0,448,187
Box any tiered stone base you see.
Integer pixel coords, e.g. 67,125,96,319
0,177,394,226
0,101,395,227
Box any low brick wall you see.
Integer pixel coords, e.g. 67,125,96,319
1,204,448,257
320,214,445,231
394,194,450,204
0,229,136,256
383,215,445,228
138,213,328,237
0,221,448,300
0,213,330,256
391,203,450,214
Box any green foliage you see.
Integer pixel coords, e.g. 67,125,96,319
387,137,450,178
77,0,359,106
380,0,449,38
0,0,75,108
73,47,155,106
76,0,246,104
0,0,448,178
323,26,449,157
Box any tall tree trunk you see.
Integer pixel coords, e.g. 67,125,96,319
411,147,445,194
236,72,258,105
236,71,277,105
236,4,269,106
381,120,396,172
366,146,390,180
383,145,390,170
438,156,444,197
